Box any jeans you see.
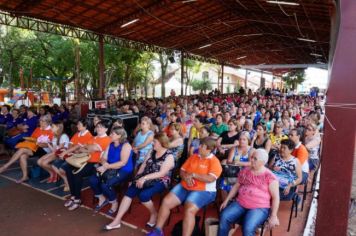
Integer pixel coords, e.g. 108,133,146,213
64,163,95,200
89,169,131,202
125,181,166,203
218,201,269,236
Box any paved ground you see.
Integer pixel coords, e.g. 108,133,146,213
0,176,144,236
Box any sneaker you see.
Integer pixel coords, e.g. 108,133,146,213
68,200,81,211
146,228,164,236
64,197,75,207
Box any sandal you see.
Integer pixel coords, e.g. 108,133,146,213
94,199,109,213
68,200,81,211
107,208,118,217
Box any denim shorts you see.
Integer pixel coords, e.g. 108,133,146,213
170,183,216,209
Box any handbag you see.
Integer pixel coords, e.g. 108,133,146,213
7,127,22,137
65,153,91,174
133,174,159,189
100,169,119,182
222,164,241,178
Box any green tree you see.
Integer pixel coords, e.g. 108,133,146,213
191,77,212,93
157,53,169,98
282,69,306,90
181,59,201,95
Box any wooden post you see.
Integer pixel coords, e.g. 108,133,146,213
98,35,105,99
181,52,184,96
315,1,356,235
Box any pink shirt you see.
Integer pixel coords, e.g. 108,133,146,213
237,168,277,209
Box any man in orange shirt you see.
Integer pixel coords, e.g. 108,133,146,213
289,128,309,184
147,137,222,236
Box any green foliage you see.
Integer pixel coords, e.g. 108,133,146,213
191,77,212,93
0,26,155,99
282,69,306,90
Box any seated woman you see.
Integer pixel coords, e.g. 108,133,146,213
63,121,111,211
3,107,38,150
210,114,229,139
304,123,321,171
220,131,253,196
0,114,53,183
37,121,70,183
146,137,222,236
243,119,256,140
189,126,210,156
218,149,280,236
167,123,184,161
269,139,303,200
89,127,134,216
51,119,93,191
133,116,154,165
268,121,288,161
251,123,272,153
216,119,240,159
187,114,202,150
105,132,175,231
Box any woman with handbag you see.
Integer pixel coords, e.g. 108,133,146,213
51,119,93,192
37,121,70,183
220,131,253,198
105,132,175,231
0,114,53,183
63,121,111,211
3,107,39,149
89,127,134,216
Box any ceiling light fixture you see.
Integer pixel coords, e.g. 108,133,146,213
266,1,300,6
297,37,317,43
182,0,197,3
236,56,247,60
121,19,139,28
198,44,212,49
310,53,323,57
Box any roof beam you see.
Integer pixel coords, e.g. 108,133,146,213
14,0,43,13
240,64,328,70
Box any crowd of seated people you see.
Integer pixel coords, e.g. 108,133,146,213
0,90,324,235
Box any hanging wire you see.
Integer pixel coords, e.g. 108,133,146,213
294,13,306,38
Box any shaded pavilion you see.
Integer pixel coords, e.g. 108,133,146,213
0,1,355,235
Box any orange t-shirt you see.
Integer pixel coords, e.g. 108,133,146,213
87,135,111,163
292,143,309,165
70,130,93,146
181,153,222,191
31,127,54,141
164,123,187,137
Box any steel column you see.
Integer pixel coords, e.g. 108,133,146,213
181,52,184,96
315,1,356,235
221,63,224,93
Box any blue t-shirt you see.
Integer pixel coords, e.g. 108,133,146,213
107,142,134,173
0,113,13,125
6,117,23,129
24,115,38,135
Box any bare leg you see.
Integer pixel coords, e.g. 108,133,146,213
37,153,56,178
182,202,199,236
0,148,27,173
142,200,158,225
52,166,69,189
155,192,181,229
18,154,30,182
107,196,133,227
